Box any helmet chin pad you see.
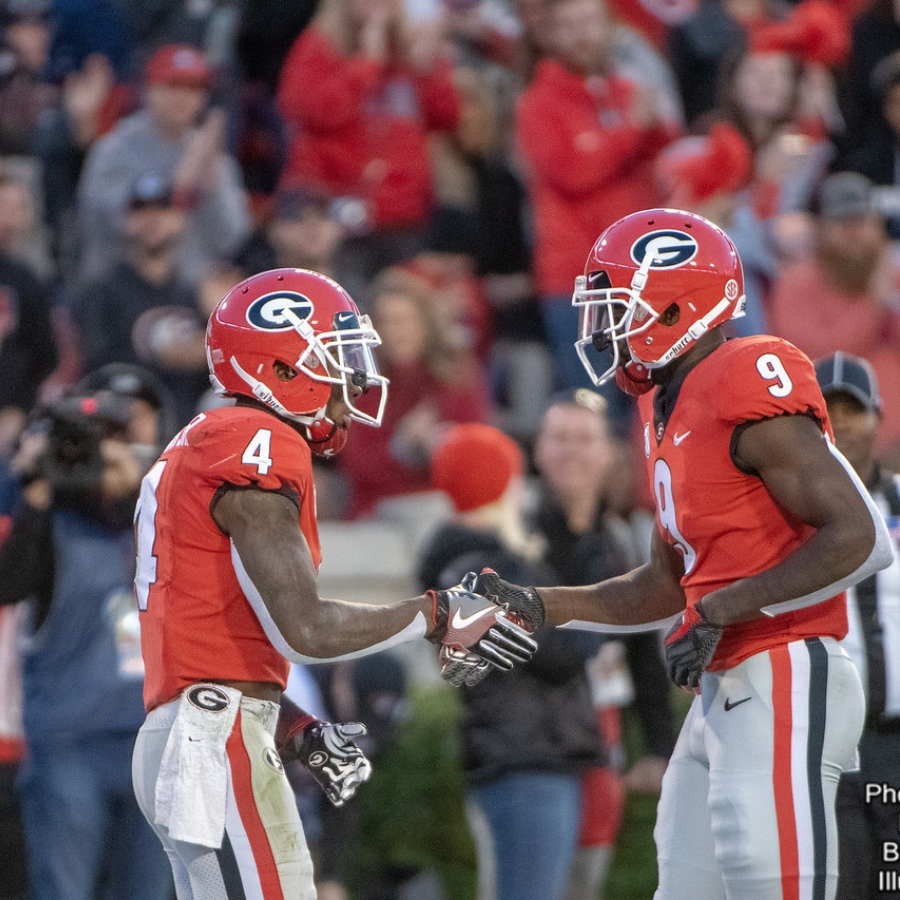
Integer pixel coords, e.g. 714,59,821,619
302,413,349,458
615,361,654,396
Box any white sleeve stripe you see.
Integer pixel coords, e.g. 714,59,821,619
230,542,428,664
559,613,681,633
761,440,893,617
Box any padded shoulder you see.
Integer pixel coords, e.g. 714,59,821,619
706,336,828,429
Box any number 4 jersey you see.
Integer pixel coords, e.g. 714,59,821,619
134,406,323,711
637,335,847,670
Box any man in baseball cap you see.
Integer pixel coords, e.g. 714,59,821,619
814,351,882,415
143,44,211,89
814,350,900,900
814,351,882,483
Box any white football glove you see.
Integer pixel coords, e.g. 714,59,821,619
280,718,373,807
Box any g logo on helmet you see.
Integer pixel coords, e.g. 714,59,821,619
246,291,315,331
631,230,698,269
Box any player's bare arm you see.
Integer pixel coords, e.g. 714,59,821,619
213,484,536,684
480,527,687,633
213,486,434,657
700,412,880,626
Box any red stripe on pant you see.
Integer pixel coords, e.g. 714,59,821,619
226,709,285,899
771,645,799,900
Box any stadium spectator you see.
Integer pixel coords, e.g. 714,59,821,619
32,51,125,279
76,43,251,287
0,0,54,155
514,0,679,415
0,163,53,284
529,389,676,899
813,352,900,900
276,0,460,283
337,269,493,519
841,49,900,239
711,3,849,220
768,171,900,455
70,173,209,430
0,364,174,900
233,183,368,308
842,0,900,155
419,422,604,900
665,0,767,127
0,237,57,460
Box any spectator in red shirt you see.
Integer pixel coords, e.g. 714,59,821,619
514,0,680,427
768,171,900,457
337,267,493,519
276,0,460,284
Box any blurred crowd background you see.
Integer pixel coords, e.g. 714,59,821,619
1,0,900,898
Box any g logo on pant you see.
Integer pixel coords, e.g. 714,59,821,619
186,685,230,712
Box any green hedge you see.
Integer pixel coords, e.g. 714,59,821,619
342,683,691,900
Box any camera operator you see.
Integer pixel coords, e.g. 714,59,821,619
0,363,173,900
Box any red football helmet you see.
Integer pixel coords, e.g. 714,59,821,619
573,209,746,388
206,268,388,436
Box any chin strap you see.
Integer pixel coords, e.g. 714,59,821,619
229,356,349,456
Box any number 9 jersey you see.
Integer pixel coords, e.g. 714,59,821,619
134,406,323,711
637,335,847,670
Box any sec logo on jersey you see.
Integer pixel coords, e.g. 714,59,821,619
245,291,314,331
631,230,698,269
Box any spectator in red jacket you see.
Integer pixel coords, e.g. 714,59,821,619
276,0,460,284
514,0,680,428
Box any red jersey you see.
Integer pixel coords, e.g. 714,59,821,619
637,336,847,669
135,406,323,711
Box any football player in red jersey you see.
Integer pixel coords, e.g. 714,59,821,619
129,268,536,900
466,210,893,900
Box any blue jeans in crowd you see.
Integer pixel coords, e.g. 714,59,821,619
18,731,172,900
468,770,582,900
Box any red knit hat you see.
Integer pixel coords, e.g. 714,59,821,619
431,424,524,513
748,1,850,68
144,44,211,88
655,123,753,202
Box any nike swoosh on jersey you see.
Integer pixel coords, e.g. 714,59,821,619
724,696,751,711
673,431,691,445
451,605,496,630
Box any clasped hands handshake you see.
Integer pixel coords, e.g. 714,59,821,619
285,571,725,808
426,569,546,687
428,569,725,692
278,570,546,809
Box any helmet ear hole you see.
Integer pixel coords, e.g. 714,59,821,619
659,303,680,326
273,360,298,382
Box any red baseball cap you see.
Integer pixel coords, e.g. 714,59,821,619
144,44,211,89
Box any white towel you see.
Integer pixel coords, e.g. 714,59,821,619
154,683,242,848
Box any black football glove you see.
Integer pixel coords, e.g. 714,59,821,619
279,717,372,807
467,567,546,630
427,577,538,687
663,601,724,690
